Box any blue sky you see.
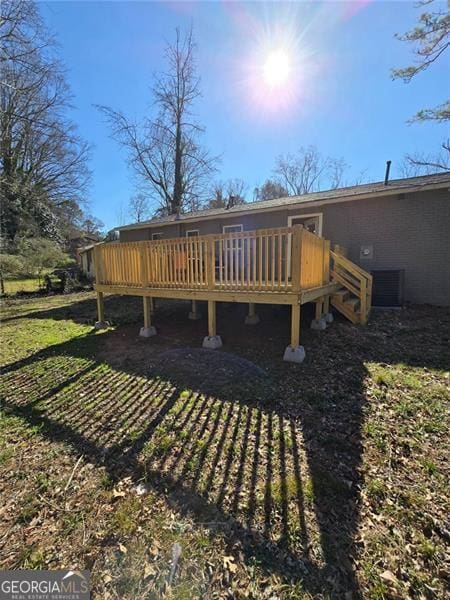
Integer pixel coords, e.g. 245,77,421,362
40,1,449,230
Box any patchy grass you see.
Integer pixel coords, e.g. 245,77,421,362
3,277,43,294
0,294,449,599
2,275,62,295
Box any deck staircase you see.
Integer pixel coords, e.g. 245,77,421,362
330,250,373,324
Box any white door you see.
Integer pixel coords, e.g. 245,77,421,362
288,213,323,236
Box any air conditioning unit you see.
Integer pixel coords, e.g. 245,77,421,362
371,270,405,307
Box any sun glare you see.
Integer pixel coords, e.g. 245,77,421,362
263,49,291,87
234,8,320,118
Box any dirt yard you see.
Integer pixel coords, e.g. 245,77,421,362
0,292,448,599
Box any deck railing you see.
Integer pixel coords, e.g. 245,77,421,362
299,228,331,289
94,225,331,293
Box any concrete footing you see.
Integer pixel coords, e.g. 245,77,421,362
188,311,202,321
283,345,306,363
310,318,327,331
94,320,110,330
244,314,260,325
139,326,157,338
202,335,223,349
323,312,334,323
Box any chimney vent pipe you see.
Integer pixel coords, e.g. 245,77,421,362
384,160,392,185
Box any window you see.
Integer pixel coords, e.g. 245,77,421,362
223,224,243,234
152,232,163,240
186,230,199,237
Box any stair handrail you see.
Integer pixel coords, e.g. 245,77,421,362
330,250,372,281
330,250,373,324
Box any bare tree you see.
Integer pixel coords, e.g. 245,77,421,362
81,215,103,237
208,182,225,208
328,158,348,189
273,146,348,195
207,178,246,209
129,193,150,223
0,0,50,71
400,148,450,177
0,0,91,243
253,180,288,201
226,178,246,205
115,200,127,227
98,28,216,217
353,169,369,186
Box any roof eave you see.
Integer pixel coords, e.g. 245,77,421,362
115,179,450,232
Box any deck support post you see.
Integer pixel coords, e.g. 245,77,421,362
188,299,202,320
203,300,222,349
94,291,109,329
311,297,327,330
140,296,157,337
245,302,260,325
322,295,334,323
315,299,324,320
283,302,305,363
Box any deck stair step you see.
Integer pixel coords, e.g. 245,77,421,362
344,297,360,312
331,296,360,324
332,289,361,322
333,289,350,302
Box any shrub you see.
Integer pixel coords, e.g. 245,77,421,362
17,238,73,283
0,254,25,294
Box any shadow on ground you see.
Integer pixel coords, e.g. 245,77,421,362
1,295,448,597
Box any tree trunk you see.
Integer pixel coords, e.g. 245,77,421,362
172,116,182,215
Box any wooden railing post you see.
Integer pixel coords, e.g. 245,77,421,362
291,226,302,292
322,239,330,285
93,244,103,284
360,277,368,325
207,236,215,289
322,239,331,314
334,244,347,257
140,244,148,288
367,274,373,314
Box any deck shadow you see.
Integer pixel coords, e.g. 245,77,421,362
1,299,449,597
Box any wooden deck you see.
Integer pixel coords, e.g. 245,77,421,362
93,226,372,362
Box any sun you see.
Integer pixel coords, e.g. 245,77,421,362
263,49,291,87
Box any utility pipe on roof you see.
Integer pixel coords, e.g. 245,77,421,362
384,160,392,185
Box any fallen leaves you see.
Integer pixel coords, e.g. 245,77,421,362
0,296,449,598
380,569,398,585
223,555,237,574
112,488,126,498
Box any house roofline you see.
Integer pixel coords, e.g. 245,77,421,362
115,177,450,232
78,242,104,253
